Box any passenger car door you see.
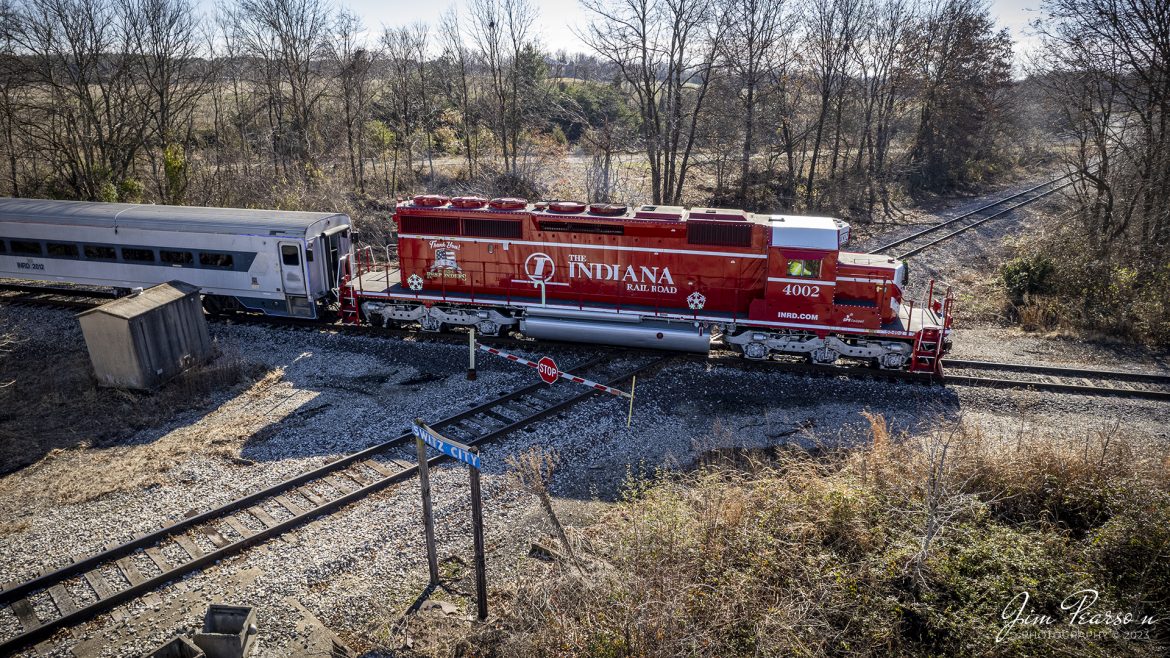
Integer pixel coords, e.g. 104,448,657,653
279,242,307,295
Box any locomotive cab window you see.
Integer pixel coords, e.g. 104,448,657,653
281,244,300,266
160,250,194,266
786,259,821,278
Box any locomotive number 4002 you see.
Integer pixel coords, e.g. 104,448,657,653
782,284,821,297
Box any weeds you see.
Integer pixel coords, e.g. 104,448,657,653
461,415,1170,657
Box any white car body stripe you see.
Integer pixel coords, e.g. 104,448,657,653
767,277,837,286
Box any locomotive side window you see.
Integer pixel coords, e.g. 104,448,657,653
786,259,821,278
46,243,79,258
161,250,194,266
122,247,156,263
84,245,116,260
199,252,235,269
11,240,42,256
281,244,300,266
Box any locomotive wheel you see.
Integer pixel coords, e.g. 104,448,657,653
475,319,501,336
739,342,769,360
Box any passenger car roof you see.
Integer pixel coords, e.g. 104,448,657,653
0,198,346,236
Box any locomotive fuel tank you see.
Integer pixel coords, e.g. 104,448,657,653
520,308,711,352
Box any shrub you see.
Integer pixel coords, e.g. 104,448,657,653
454,416,1170,657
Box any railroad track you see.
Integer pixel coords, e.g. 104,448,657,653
868,172,1082,259
942,359,1170,401
0,284,117,311
707,352,1170,401
0,350,668,653
7,283,1167,403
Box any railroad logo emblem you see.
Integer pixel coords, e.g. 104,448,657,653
407,273,424,291
525,252,556,282
686,291,706,310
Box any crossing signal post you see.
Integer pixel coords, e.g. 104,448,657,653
412,419,489,621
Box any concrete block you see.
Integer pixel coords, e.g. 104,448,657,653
145,636,205,658
193,605,257,658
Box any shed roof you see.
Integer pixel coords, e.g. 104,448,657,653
0,198,346,235
77,281,201,320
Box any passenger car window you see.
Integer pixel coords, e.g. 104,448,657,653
160,250,193,266
0,240,6,253
84,245,117,260
786,259,821,278
11,241,42,256
199,252,234,269
122,247,155,263
281,245,300,266
47,243,79,258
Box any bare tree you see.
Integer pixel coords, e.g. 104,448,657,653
0,0,23,197
13,0,147,200
124,0,209,204
718,0,792,203
468,0,538,178
331,9,377,193
381,24,425,193
907,0,1012,191
803,0,864,209
581,0,722,205
1037,0,1170,250
439,7,478,180
226,0,333,178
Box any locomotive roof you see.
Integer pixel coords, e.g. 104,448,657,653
0,198,347,236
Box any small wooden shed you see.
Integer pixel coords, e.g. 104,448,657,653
77,281,212,390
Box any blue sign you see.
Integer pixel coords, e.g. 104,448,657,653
413,422,482,469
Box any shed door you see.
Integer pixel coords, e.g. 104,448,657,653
279,242,307,295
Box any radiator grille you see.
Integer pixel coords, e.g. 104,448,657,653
687,221,752,247
399,215,460,235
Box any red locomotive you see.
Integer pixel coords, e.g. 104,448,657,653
341,196,953,372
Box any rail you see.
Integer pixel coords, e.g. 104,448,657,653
867,171,1087,259
0,351,669,653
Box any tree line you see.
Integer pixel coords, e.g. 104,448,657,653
0,0,1019,221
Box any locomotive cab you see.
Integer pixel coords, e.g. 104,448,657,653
750,215,848,328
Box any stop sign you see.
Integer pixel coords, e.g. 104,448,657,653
536,356,559,384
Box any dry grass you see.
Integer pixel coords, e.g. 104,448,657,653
428,414,1170,657
0,338,270,505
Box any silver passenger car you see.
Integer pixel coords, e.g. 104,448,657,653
0,199,351,319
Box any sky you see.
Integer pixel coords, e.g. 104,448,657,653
198,0,1044,64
